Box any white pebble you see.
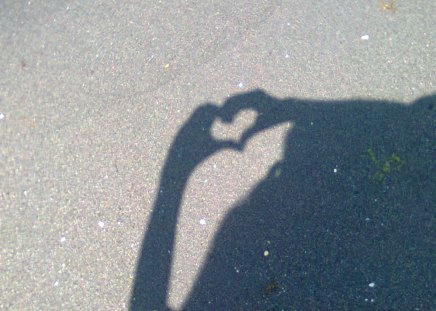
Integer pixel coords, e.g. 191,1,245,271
199,219,207,225
53,280,59,287
361,35,369,40
285,54,290,58
264,250,269,257
98,221,105,228
369,282,375,288
333,168,338,173
238,82,244,88
60,236,66,243
0,113,4,120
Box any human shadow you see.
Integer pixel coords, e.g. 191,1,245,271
130,90,435,310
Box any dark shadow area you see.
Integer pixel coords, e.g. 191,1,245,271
130,90,435,310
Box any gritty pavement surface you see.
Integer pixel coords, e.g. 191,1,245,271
0,1,435,310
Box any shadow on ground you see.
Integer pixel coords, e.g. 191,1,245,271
130,90,435,310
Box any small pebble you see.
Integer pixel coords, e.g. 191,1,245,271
60,236,66,243
199,219,207,225
98,221,105,228
238,82,244,88
53,280,59,287
264,250,269,257
369,282,375,288
361,34,369,40
333,168,338,173
0,113,4,120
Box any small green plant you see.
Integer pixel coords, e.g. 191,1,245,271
367,148,403,181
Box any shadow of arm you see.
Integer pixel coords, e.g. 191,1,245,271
129,104,239,310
